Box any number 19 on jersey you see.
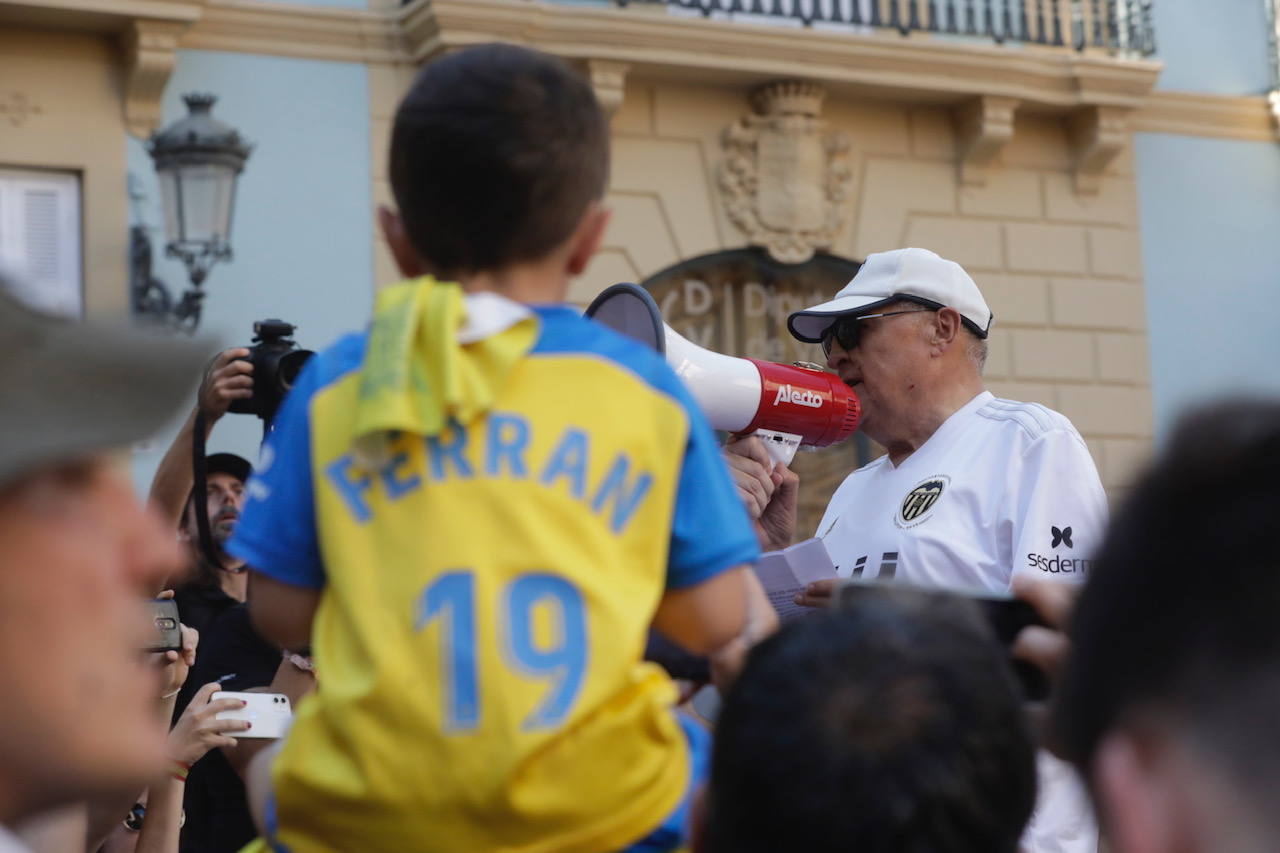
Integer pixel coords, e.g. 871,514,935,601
416,570,588,732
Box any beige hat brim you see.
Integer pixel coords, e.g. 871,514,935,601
0,291,212,488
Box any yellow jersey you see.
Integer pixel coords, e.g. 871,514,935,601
230,305,758,852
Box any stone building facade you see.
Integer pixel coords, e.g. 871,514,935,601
574,75,1155,533
2,0,1276,505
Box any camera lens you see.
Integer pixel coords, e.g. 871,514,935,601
277,350,313,393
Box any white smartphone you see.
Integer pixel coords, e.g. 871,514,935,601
212,691,292,739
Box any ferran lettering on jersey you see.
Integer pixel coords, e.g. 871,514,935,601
324,415,654,536
895,474,950,529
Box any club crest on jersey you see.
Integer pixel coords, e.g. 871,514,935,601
896,475,950,528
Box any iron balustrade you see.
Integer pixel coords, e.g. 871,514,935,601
611,0,1156,56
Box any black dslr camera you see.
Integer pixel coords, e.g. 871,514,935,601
229,319,314,423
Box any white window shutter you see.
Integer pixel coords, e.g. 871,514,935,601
0,169,82,318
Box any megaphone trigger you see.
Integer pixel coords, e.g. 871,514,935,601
751,429,803,469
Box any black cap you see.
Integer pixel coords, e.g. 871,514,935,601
205,452,252,484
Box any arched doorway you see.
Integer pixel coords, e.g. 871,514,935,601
640,246,872,539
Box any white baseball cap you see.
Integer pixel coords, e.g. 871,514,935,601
788,248,994,343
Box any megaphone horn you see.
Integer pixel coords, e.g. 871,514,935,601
664,325,860,466
583,283,861,467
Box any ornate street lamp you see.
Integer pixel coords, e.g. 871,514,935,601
131,93,252,333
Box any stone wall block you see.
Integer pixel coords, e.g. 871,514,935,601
368,62,413,121
999,115,1072,171
652,83,747,141
1004,222,1090,274
1043,174,1138,225
613,82,655,134
1095,332,1151,382
979,273,1051,325
605,192,681,276
572,249,641,306
854,158,956,255
983,328,1015,378
370,115,391,181
611,137,721,259
960,169,1043,219
1050,279,1146,330
1011,328,1096,380
908,107,956,160
1057,386,1153,435
1088,227,1144,278
904,216,1004,270
826,99,911,154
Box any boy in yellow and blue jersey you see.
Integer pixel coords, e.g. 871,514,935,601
229,44,771,852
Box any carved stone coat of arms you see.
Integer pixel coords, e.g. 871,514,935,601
720,81,853,265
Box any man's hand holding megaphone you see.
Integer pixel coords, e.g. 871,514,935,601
659,324,858,553
723,435,799,552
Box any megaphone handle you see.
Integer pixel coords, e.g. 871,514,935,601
749,429,802,469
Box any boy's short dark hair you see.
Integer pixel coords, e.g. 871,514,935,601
389,43,609,278
1054,399,1280,820
705,591,1037,853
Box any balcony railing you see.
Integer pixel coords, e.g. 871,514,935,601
613,0,1157,56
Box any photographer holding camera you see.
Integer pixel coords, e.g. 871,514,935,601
149,349,254,640
151,324,312,645
150,347,252,531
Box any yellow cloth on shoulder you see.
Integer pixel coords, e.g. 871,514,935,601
352,276,538,466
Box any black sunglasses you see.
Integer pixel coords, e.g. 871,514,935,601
820,309,935,357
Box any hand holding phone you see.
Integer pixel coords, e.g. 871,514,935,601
168,682,253,764
145,598,182,653
1009,574,1079,689
972,594,1051,702
211,691,292,739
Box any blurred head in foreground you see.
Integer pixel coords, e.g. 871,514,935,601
701,588,1036,853
0,278,204,822
1055,399,1280,853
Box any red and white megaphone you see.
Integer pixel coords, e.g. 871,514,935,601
585,283,860,466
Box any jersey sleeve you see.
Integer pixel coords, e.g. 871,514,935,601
665,383,761,589
1008,428,1108,583
226,357,325,589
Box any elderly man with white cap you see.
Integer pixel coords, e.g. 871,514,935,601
725,247,1107,853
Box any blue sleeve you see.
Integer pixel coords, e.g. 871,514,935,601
665,380,761,589
226,356,325,589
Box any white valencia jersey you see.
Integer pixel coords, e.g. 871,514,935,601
817,391,1106,590
816,390,1107,853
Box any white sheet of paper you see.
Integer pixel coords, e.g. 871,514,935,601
752,538,838,621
